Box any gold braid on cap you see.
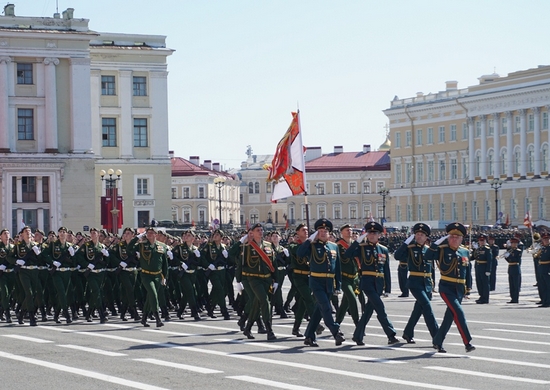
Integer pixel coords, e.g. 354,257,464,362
448,229,463,236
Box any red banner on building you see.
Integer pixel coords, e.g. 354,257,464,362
101,195,123,231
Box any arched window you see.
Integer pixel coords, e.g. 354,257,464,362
500,148,507,176
475,150,481,177
514,147,521,174
527,145,535,173
542,144,549,172
487,149,494,176
248,182,253,194
254,182,260,193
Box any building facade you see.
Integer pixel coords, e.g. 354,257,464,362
0,5,173,233
384,66,550,229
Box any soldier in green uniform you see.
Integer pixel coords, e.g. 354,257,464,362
427,222,475,353
335,224,361,327
75,228,110,324
42,227,76,324
201,229,230,320
231,223,277,341
173,230,202,320
0,229,15,323
137,227,169,327
471,233,493,304
270,231,290,319
8,226,43,326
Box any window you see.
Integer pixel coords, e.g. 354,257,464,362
450,158,457,179
539,197,546,220
440,203,446,221
501,149,507,175
462,122,468,139
428,203,434,220
528,145,535,172
488,119,494,136
376,181,385,192
407,204,412,222
183,208,191,223
199,209,206,224
452,202,458,221
254,182,260,194
542,145,548,172
133,76,147,96
17,108,34,140
137,178,149,195
334,183,341,194
416,129,422,146
362,182,370,194
17,63,33,84
42,177,49,202
22,177,36,202
463,202,468,221
396,205,401,222
514,148,520,174
334,204,341,219
240,194,243,204
472,201,478,220
475,151,481,176
349,182,356,194
439,161,446,180
416,162,424,182
463,158,468,179
349,204,357,219
485,200,490,221
395,132,401,148
248,182,253,194
427,128,433,144
417,204,423,220
450,124,457,141
171,188,177,199
501,117,507,134
102,118,117,147
438,126,445,143
515,116,520,133
316,183,325,195
488,150,494,176
198,186,205,199
543,112,549,130
101,76,116,95
183,187,190,199
133,118,148,147
528,114,534,132
511,198,517,219
395,163,402,184
317,204,326,219
405,163,412,183
475,121,481,137
405,131,412,147
363,204,371,219
427,161,434,181
266,182,272,193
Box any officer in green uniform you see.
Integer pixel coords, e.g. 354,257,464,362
488,235,499,291
42,227,76,324
270,231,290,319
201,229,230,320
335,224,361,327
75,228,110,324
0,229,15,323
394,223,438,343
471,233,493,304
299,218,345,347
137,227,169,327
536,232,550,307
8,226,43,326
231,223,277,340
173,230,202,320
427,222,475,353
503,236,522,303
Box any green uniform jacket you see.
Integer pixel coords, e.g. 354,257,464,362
136,240,169,278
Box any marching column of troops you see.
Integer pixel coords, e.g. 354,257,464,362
0,218,548,353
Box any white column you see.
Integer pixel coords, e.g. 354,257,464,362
90,69,101,156
0,56,11,152
480,115,487,181
519,109,527,178
36,176,43,203
533,107,541,178
506,111,513,180
119,70,133,158
16,177,22,203
493,113,501,178
468,117,475,183
43,58,59,153
149,71,170,159
37,208,44,231
69,57,93,153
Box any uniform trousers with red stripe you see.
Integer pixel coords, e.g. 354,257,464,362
432,281,472,347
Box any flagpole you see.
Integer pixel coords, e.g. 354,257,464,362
297,109,311,231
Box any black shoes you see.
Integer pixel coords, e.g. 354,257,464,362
402,335,415,344
475,300,488,304
334,333,345,346
352,337,365,346
388,336,399,345
433,344,446,353
292,326,304,337
315,324,325,335
303,338,319,347
465,344,476,352
398,294,409,298
507,300,518,304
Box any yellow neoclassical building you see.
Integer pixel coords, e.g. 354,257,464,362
384,65,550,229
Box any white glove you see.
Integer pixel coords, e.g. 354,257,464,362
101,248,109,257
0,264,6,271
161,278,167,286
68,246,75,256
87,263,95,270
16,259,25,266
167,250,173,260
138,232,146,239
308,230,319,241
136,252,140,259
472,242,479,249
435,235,449,245
193,249,201,257
504,252,510,258
222,249,228,258
181,262,188,271
32,246,41,255
53,261,61,268
356,233,368,243
505,240,511,248
239,234,248,244
335,290,342,295
283,248,289,257
120,261,127,268
272,282,279,293
236,282,244,293
208,264,216,271
485,272,490,276
405,234,415,245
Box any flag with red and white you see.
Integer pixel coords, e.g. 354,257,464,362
265,112,306,202
524,212,532,228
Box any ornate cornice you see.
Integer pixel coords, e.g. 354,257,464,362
43,57,59,66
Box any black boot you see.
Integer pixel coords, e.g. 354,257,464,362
109,303,117,316
292,322,303,337
265,321,276,341
40,306,48,322
132,308,141,322
221,306,230,320
257,318,267,334
120,305,128,321
5,309,11,324
191,305,201,321
154,311,164,327
176,305,185,320
53,309,61,324
238,313,248,331
141,312,150,327
161,306,171,321
243,321,255,339
17,310,25,325
29,310,37,327
63,308,72,324
99,309,107,324
277,305,288,319
71,304,79,321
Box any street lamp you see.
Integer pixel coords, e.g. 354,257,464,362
490,178,504,225
267,211,272,223
100,168,122,234
378,187,390,226
213,176,226,229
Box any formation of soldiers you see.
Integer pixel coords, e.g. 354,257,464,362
0,220,549,354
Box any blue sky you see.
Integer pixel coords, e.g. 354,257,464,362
14,1,550,169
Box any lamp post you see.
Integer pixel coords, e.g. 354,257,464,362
100,168,122,235
213,177,226,229
378,187,390,226
490,178,504,225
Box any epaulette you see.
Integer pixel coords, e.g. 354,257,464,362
407,244,416,248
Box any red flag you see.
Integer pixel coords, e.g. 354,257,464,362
524,212,532,228
267,112,306,201
505,214,510,226
285,219,289,230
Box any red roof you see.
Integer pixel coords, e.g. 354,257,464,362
306,151,390,172
171,157,235,179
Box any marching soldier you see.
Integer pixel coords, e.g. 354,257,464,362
0,229,15,323
346,221,398,346
270,231,290,319
137,227,169,327
503,236,522,303
201,229,231,320
427,222,475,353
298,219,345,347
534,232,550,307
394,223,438,343
488,235,499,291
173,230,202,320
472,233,493,304
335,224,361,327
